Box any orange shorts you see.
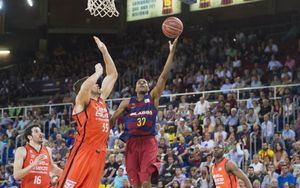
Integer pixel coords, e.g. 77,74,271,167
56,143,106,188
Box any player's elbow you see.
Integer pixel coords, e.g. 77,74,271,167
111,72,118,80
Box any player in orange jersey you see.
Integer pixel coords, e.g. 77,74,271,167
211,143,252,188
13,124,63,188
55,36,118,188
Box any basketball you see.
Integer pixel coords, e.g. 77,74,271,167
162,17,184,38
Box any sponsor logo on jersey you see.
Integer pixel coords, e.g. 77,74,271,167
95,106,109,120
64,179,77,188
129,110,153,117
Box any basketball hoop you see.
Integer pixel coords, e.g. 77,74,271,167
86,0,119,18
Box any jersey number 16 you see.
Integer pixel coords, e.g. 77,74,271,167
34,176,41,184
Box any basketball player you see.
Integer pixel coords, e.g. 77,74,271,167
111,37,178,188
56,36,118,187
211,143,252,188
13,124,63,187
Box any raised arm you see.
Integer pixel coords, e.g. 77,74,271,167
226,160,252,188
150,37,178,106
75,63,103,108
93,36,118,100
110,99,130,128
13,147,44,180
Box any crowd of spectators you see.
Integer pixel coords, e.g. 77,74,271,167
0,23,300,107
0,21,299,187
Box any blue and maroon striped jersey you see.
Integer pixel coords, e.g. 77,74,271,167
120,94,158,142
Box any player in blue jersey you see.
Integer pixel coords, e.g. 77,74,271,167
111,37,179,188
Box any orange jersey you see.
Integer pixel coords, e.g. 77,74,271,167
72,98,110,151
21,144,51,188
211,158,239,188
56,98,109,188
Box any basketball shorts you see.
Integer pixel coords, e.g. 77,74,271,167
125,136,160,186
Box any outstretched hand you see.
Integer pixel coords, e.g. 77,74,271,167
95,63,103,75
169,36,179,53
94,36,108,53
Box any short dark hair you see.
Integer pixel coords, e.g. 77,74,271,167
73,76,88,95
24,124,41,143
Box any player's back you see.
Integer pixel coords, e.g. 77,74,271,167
73,98,110,151
21,145,51,188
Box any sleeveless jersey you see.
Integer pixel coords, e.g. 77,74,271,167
73,98,110,151
211,158,239,188
21,145,51,188
121,95,158,142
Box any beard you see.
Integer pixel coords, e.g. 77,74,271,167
138,90,148,95
214,153,223,159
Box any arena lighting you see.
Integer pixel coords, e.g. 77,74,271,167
26,0,33,7
0,50,10,55
0,0,3,10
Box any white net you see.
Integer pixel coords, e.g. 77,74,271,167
86,0,119,17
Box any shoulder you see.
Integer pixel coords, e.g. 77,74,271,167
45,146,52,155
120,99,130,107
225,159,237,172
16,146,27,157
16,146,26,152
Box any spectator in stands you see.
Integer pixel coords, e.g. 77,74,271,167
203,111,216,129
200,132,214,158
246,108,260,125
258,142,275,161
111,167,129,188
270,75,282,86
295,117,300,141
282,124,296,155
250,75,263,88
164,104,176,121
278,164,296,188
252,100,261,116
166,167,186,187
58,140,69,159
214,124,227,143
0,112,13,127
101,154,119,185
250,154,264,175
268,55,283,71
261,114,275,143
16,115,30,131
227,140,244,168
226,93,237,109
176,118,190,135
220,78,233,94
284,55,296,70
194,96,210,117
283,97,294,123
225,108,239,127
264,39,279,54
253,179,261,188
261,163,279,188
259,99,272,119
271,132,286,151
161,155,178,184
273,143,288,169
